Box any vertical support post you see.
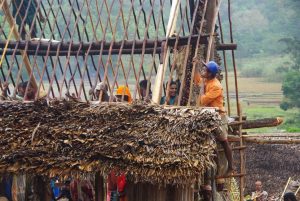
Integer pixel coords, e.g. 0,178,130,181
0,0,38,90
238,103,245,201
152,0,180,104
205,0,222,62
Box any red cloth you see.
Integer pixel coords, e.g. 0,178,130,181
117,174,126,192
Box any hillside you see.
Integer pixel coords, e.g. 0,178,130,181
220,0,300,59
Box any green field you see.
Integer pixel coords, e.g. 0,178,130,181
222,69,300,133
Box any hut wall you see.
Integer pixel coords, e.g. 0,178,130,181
126,182,194,201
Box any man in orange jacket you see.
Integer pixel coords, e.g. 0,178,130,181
197,60,233,176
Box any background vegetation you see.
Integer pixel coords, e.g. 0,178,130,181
220,0,300,132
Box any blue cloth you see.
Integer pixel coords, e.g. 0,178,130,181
3,175,12,201
50,179,61,198
160,96,177,105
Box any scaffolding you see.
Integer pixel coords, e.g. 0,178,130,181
1,0,300,201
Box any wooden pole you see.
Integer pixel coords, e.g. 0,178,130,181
152,0,180,104
0,35,211,50
238,103,245,201
205,0,223,62
244,138,300,144
295,185,300,196
280,177,291,201
229,117,283,129
0,0,38,90
0,43,237,56
242,133,300,138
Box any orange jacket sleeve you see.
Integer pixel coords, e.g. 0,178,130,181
200,85,222,106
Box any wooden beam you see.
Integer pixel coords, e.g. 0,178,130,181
216,43,237,50
0,48,163,56
0,43,235,56
152,0,181,104
244,138,300,144
0,35,209,51
243,133,300,138
229,117,283,129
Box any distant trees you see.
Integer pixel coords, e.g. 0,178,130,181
280,38,300,110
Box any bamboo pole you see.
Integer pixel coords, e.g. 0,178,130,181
244,138,300,144
152,0,180,104
229,117,283,129
228,135,300,144
0,42,237,55
0,0,38,90
205,0,223,62
295,185,300,196
242,133,300,138
238,103,245,201
280,177,291,201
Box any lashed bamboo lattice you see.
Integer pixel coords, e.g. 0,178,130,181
0,0,236,104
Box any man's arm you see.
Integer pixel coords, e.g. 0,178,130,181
199,85,222,106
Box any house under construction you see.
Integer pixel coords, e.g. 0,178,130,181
0,0,300,200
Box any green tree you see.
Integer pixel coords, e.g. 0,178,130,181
280,38,300,110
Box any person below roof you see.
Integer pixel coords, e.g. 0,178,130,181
0,81,40,101
216,179,231,201
89,82,112,102
200,185,212,201
139,79,152,101
284,192,297,201
197,60,233,176
160,80,178,105
115,85,132,103
251,180,268,201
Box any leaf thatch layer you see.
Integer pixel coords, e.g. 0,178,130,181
0,101,220,185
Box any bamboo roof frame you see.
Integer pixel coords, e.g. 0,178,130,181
0,0,299,200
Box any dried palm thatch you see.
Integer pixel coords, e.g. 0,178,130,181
0,101,220,185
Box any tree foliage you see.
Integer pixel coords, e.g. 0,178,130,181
220,0,300,59
280,38,300,110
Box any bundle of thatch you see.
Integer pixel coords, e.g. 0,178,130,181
245,144,300,197
0,101,220,185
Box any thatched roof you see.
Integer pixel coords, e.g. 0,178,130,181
0,101,219,184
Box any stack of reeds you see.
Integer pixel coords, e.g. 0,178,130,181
0,100,220,184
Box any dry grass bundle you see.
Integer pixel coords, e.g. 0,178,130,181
245,144,300,197
0,101,220,184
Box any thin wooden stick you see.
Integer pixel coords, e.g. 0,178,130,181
280,177,291,201
152,0,181,104
206,0,223,62
239,103,245,201
245,138,300,144
295,185,300,196
243,133,300,138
